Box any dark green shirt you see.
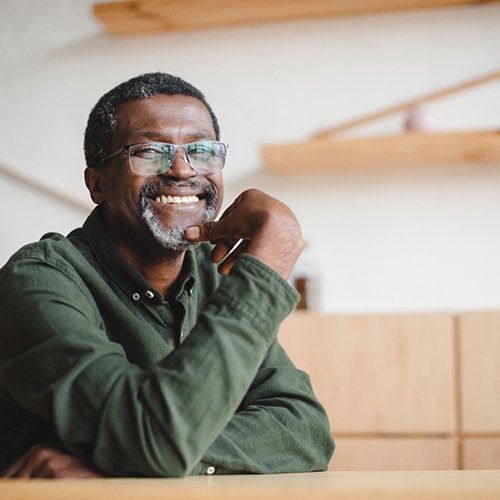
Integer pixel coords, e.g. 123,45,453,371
0,207,334,477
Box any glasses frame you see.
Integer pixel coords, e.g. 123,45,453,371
99,140,228,176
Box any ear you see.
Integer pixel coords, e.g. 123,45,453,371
84,167,105,204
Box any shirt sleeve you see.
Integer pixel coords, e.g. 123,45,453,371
0,251,314,477
191,340,335,475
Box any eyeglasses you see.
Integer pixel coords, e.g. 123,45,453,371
99,140,228,176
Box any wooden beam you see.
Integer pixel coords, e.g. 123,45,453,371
313,70,500,140
262,131,500,172
0,162,92,214
93,0,500,36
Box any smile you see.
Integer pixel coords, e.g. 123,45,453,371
154,195,200,204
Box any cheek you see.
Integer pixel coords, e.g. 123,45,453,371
103,175,144,210
210,174,224,213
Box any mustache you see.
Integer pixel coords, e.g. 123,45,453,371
139,177,217,210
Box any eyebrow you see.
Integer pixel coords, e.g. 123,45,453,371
132,131,213,140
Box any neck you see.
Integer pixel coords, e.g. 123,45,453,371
105,219,187,298
120,245,186,298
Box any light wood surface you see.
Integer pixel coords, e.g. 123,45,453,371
93,0,500,36
331,437,457,470
279,312,456,433
2,470,500,500
262,131,500,172
459,312,500,433
463,438,500,470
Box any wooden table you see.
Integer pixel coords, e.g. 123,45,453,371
1,470,500,499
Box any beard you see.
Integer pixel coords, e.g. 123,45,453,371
139,178,217,252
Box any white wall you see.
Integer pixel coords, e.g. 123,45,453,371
1,0,500,312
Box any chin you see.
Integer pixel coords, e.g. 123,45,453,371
142,203,199,252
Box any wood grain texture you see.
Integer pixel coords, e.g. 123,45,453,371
2,471,500,500
262,131,500,171
93,0,500,35
463,438,500,469
458,311,500,433
330,437,457,470
278,312,456,433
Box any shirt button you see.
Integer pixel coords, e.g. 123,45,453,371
206,466,215,475
132,292,141,301
145,290,154,299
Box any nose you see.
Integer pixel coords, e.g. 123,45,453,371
165,146,196,179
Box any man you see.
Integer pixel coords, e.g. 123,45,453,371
0,73,334,478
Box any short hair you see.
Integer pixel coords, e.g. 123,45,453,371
84,72,220,167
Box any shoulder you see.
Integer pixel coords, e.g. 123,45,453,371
0,229,89,289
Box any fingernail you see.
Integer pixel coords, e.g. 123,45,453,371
185,226,200,240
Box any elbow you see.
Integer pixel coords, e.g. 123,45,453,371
318,434,335,471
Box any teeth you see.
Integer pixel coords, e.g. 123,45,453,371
155,195,199,204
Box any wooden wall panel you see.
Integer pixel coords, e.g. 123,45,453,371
463,438,500,470
279,312,456,434
459,312,500,433
330,437,457,471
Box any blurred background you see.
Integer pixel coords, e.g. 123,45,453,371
1,0,500,314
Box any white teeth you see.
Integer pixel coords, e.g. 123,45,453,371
155,195,200,204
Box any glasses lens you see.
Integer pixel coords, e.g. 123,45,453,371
129,143,175,175
185,141,227,173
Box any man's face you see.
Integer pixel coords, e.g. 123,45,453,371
88,94,224,253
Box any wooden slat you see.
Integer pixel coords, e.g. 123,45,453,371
458,312,500,433
0,162,92,214
262,131,500,171
463,438,500,470
313,70,500,140
93,0,500,36
330,437,457,470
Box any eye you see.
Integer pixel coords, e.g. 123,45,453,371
131,144,167,160
187,142,219,159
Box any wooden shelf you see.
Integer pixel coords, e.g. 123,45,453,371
261,131,500,172
93,0,500,36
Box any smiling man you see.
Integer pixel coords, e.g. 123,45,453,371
0,73,334,478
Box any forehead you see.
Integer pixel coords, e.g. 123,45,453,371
114,94,215,140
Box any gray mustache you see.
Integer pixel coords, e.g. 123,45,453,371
139,178,216,209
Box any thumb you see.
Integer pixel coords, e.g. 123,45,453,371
185,221,221,242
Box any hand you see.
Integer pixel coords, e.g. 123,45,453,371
185,189,304,280
2,444,103,479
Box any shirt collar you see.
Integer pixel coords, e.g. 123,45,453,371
81,206,196,305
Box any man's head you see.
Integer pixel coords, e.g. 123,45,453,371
84,73,224,254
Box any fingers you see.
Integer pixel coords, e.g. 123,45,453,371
185,195,244,243
217,240,249,276
2,456,25,478
211,238,240,263
2,445,40,478
1,444,104,479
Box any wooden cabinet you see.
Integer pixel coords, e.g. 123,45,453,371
279,313,456,434
278,311,500,470
330,437,457,471
459,312,500,433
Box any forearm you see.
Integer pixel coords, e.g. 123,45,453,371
0,255,298,477
192,343,335,475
